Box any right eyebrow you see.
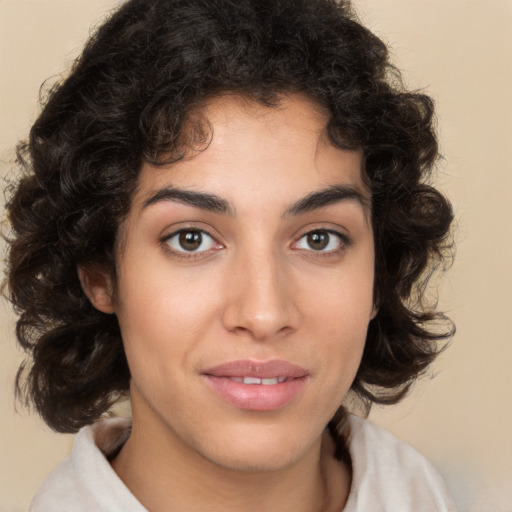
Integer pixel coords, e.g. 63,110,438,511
283,185,371,218
142,187,235,216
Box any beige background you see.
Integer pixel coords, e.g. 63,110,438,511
1,1,511,511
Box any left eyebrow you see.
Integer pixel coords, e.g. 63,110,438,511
283,185,371,218
142,187,234,215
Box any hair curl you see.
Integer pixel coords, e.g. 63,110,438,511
5,0,453,436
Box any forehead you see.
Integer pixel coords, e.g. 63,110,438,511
131,94,368,211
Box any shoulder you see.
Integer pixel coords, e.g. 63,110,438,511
344,415,458,512
30,417,146,512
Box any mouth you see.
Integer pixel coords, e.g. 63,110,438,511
227,376,288,385
202,360,309,411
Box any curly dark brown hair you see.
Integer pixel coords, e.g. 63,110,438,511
5,0,453,435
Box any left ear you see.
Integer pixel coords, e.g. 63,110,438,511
370,304,379,320
77,265,115,314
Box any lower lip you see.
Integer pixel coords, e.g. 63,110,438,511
203,376,308,411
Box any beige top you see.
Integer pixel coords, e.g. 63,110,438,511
30,415,457,511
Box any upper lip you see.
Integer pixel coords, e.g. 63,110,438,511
203,359,309,379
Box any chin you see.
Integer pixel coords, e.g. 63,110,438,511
197,422,322,473
205,447,301,473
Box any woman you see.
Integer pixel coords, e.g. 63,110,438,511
5,0,456,509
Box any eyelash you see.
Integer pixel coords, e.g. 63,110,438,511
160,227,351,260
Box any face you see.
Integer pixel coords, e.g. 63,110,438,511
85,94,375,472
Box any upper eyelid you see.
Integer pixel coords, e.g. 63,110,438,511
161,224,219,241
303,228,350,239
161,227,219,248
296,229,350,245
293,225,351,242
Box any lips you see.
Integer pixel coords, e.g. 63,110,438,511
202,360,309,411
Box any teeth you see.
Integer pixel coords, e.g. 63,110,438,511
244,377,262,385
228,376,287,385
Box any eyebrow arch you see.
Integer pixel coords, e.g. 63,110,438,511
284,185,371,218
142,187,234,215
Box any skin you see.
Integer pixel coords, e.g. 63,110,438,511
80,94,375,512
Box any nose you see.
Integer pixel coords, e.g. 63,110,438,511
221,250,300,341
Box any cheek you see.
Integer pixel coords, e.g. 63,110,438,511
307,265,374,330
302,261,374,372
114,261,221,375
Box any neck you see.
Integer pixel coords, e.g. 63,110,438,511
111,413,350,512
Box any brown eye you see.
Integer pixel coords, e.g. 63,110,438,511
294,229,346,252
165,229,217,253
179,230,202,251
306,231,329,251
